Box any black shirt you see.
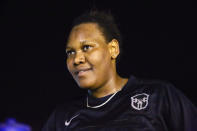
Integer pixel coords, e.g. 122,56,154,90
42,76,197,131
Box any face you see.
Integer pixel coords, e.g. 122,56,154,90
66,23,114,89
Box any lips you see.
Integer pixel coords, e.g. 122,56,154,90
74,68,92,76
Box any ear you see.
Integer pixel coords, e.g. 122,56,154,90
108,39,120,59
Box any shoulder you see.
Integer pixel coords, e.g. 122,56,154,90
133,77,197,130
137,77,190,102
133,76,196,110
133,76,175,95
132,76,194,107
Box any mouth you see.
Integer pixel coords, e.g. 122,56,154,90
74,68,93,77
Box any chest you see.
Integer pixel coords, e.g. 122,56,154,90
59,93,165,131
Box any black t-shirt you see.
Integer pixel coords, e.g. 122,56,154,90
42,76,197,131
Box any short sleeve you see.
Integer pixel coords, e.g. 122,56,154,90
162,83,197,131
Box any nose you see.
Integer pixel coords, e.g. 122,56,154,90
74,50,85,65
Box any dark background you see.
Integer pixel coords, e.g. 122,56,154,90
0,0,196,131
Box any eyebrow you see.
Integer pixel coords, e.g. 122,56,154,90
65,46,74,52
66,40,96,50
81,41,97,45
80,40,88,45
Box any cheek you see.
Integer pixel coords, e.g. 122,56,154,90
88,49,111,69
66,59,73,73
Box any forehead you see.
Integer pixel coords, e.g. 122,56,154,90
66,23,106,47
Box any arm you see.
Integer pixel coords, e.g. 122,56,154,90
163,83,197,131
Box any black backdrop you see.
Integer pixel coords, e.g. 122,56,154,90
0,0,196,131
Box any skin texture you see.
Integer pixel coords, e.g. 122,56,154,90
66,23,128,98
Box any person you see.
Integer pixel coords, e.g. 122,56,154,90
42,10,197,131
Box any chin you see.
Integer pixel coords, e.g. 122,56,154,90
77,81,93,89
76,78,96,89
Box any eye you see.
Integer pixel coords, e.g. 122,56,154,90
66,50,75,56
82,45,92,52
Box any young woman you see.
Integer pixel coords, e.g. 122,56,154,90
42,10,196,131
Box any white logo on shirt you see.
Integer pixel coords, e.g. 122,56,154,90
65,113,80,126
131,93,149,110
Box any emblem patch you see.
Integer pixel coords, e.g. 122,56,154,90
131,93,149,110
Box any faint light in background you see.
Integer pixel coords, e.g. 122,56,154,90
0,118,31,131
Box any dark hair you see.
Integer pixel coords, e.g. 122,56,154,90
70,10,122,63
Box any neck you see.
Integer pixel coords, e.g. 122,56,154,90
88,73,128,98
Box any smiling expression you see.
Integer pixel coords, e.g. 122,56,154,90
66,23,114,89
